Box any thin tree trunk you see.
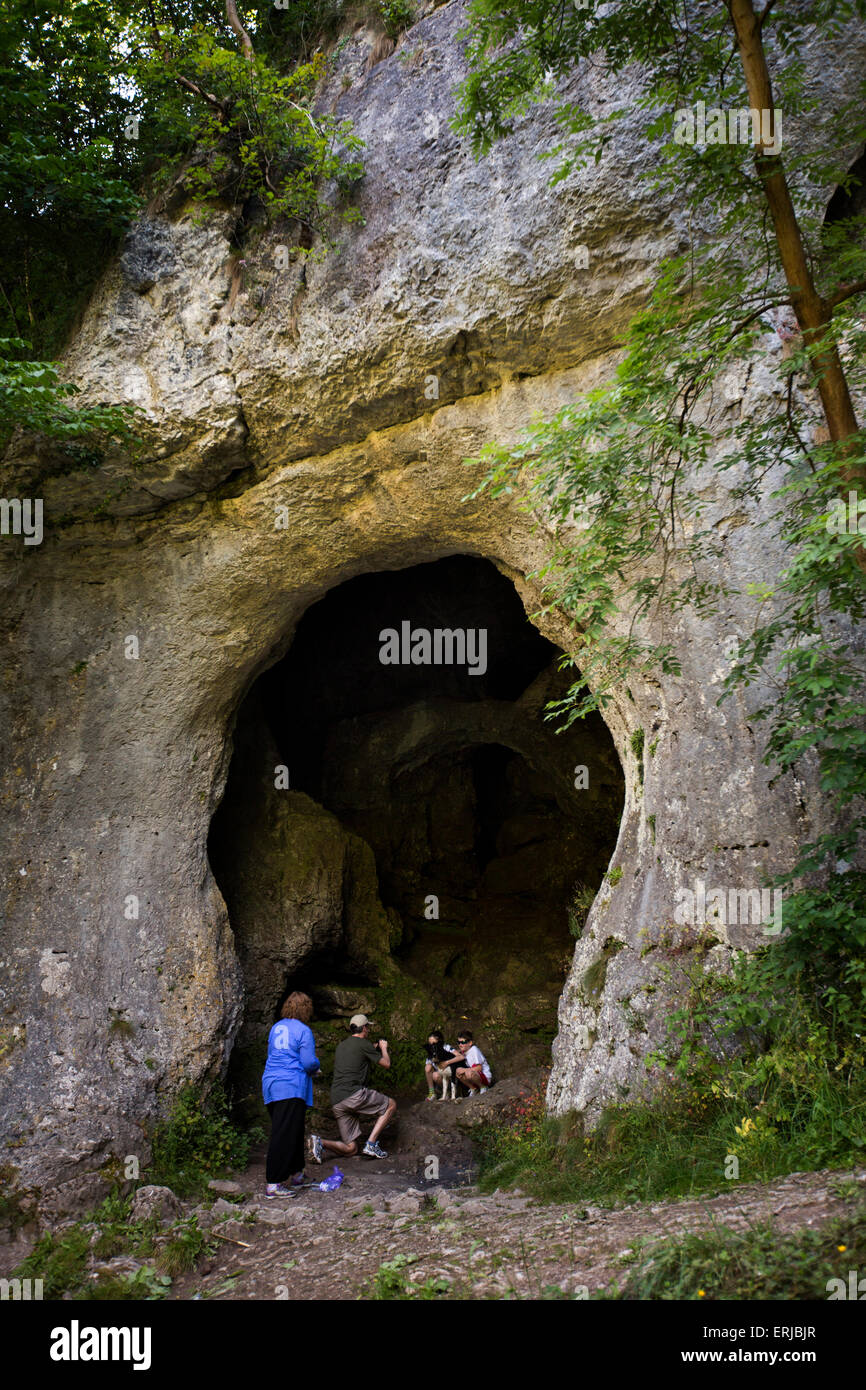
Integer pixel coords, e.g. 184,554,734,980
225,0,255,62
729,0,866,517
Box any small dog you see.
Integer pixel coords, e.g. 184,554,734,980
438,1063,458,1102
424,1038,459,1101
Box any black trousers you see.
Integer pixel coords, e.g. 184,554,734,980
266,1098,307,1183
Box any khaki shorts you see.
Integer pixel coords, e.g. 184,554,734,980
332,1087,390,1144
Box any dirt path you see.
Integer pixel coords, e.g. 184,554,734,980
168,1094,866,1301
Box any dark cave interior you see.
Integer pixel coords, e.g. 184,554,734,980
209,556,625,1101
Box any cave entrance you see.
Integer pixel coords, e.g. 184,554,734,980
208,555,624,1116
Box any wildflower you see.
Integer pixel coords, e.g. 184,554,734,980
837,1244,847,1252
698,1290,706,1298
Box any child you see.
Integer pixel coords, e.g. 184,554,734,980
452,1029,493,1097
423,1030,459,1099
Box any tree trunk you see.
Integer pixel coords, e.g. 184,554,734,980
729,0,866,524
225,0,254,62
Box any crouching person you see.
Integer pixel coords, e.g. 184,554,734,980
310,1015,396,1162
452,1029,493,1097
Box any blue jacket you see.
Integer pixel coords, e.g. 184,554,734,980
262,1018,320,1106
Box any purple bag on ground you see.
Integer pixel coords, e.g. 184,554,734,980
318,1168,344,1191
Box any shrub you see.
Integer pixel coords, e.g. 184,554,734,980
378,1,416,40
149,1083,252,1197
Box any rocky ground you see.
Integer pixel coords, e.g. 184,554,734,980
169,1165,866,1303
5,1079,862,1300
155,1087,865,1302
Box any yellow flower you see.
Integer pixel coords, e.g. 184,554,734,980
837,1245,847,1252
698,1290,706,1298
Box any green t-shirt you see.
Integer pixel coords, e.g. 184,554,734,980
330,1035,382,1105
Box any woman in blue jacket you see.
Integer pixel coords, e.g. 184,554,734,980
262,990,320,1196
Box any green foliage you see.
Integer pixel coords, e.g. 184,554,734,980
15,1225,92,1298
567,881,596,937
480,1085,831,1208
464,259,725,723
249,0,347,66
149,1083,252,1196
367,1252,450,1299
0,0,146,355
14,1188,215,1299
377,0,416,40
134,37,364,242
456,0,866,748
477,902,866,1207
0,0,365,395
629,728,645,785
80,1266,173,1300
456,0,866,171
156,1217,210,1276
604,1201,866,1300
0,338,139,456
650,884,866,1173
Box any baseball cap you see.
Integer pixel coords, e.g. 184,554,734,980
349,1013,372,1028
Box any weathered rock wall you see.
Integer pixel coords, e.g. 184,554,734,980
2,0,864,1208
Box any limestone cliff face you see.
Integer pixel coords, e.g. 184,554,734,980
1,0,864,1209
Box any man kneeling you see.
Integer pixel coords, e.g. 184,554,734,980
310,1015,396,1162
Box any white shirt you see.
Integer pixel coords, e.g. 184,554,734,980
463,1044,491,1082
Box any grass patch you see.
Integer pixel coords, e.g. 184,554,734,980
377,0,416,39
578,936,625,1007
78,1267,173,1301
0,1170,36,1238
155,1218,211,1277
14,1189,161,1299
602,1200,866,1299
13,1188,214,1300
629,728,645,785
366,1253,450,1300
16,1225,92,1298
475,1072,866,1209
568,882,597,938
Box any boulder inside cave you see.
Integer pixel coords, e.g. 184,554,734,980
208,555,625,1119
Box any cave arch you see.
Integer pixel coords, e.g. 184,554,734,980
208,555,625,1116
